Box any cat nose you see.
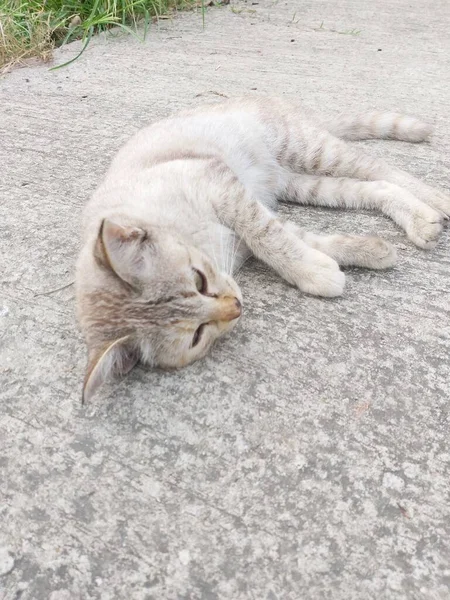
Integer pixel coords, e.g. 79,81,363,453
223,296,242,321
229,297,242,320
211,296,242,322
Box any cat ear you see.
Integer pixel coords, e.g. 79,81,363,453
82,336,139,404
95,218,149,285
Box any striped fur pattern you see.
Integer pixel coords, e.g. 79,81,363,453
76,97,450,400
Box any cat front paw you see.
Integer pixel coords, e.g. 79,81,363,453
296,250,345,297
432,190,450,218
354,237,397,269
414,184,450,219
406,208,444,249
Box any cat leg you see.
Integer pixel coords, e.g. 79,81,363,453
283,222,397,269
209,173,345,296
297,129,450,218
263,101,450,217
282,174,444,249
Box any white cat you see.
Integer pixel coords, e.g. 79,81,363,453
76,96,450,402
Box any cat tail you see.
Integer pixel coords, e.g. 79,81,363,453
321,111,433,142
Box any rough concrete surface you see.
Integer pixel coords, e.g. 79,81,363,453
1,0,450,598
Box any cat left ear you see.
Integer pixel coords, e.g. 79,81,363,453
82,335,139,404
95,219,149,285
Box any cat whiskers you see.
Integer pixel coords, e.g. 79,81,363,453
216,212,240,275
227,236,243,275
204,224,220,271
233,254,252,283
224,233,236,275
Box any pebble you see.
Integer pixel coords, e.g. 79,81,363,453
178,549,191,565
0,547,15,575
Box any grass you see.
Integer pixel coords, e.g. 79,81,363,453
313,21,361,35
0,0,198,73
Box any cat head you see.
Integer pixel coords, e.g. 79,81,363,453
76,217,242,403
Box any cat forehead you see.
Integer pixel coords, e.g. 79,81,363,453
82,288,203,330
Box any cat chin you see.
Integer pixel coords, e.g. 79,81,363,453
217,314,242,337
137,340,157,366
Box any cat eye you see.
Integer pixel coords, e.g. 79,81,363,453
192,323,206,348
193,268,207,294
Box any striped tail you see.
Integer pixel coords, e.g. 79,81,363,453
322,111,433,142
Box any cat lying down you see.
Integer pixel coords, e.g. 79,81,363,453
76,96,450,402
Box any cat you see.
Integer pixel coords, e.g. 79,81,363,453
76,96,450,402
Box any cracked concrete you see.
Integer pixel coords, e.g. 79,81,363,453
1,0,450,598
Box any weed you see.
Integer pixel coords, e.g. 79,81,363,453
230,6,256,14
313,21,361,35
0,0,196,73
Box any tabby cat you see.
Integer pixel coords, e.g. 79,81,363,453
76,97,450,402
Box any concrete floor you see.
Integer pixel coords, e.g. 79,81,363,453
1,0,450,598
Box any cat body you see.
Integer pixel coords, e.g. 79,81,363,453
81,101,285,276
76,97,450,401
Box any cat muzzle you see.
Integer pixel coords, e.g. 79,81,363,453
211,296,242,322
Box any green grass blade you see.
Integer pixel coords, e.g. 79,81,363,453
49,25,94,70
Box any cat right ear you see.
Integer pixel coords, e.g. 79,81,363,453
82,335,139,404
94,218,150,285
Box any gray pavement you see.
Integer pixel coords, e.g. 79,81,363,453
1,0,450,598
